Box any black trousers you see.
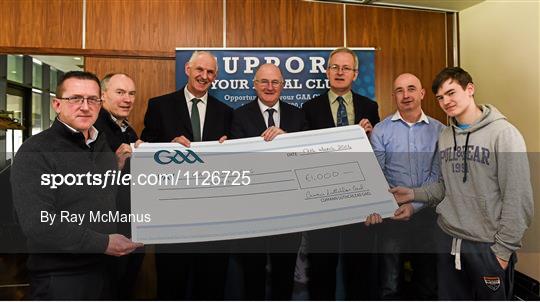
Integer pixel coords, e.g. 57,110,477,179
116,185,144,299
377,208,438,300
30,264,115,300
115,250,145,300
307,223,376,300
155,241,230,300
236,232,301,300
436,227,516,300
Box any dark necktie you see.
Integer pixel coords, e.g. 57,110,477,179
266,108,276,128
336,96,348,127
191,98,201,142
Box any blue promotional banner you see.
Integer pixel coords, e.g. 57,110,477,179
175,48,375,109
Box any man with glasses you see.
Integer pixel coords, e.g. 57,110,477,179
230,63,307,300
302,47,380,300
11,71,142,299
141,50,233,300
94,73,144,299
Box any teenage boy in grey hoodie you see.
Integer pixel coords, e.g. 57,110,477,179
370,67,533,300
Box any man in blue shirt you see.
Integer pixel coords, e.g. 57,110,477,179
367,73,445,299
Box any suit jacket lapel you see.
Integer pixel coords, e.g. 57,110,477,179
202,96,215,141
248,100,268,134
352,93,362,124
321,93,337,127
279,101,292,132
175,88,194,139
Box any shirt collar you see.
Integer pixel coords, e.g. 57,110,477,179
184,85,208,104
258,99,280,114
109,112,130,131
391,110,429,124
57,118,99,145
328,90,353,105
86,126,99,144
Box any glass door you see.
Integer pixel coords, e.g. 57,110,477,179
5,87,25,163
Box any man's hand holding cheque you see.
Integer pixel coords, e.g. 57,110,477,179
365,186,416,225
130,125,398,244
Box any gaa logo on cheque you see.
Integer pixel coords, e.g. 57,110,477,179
154,149,204,165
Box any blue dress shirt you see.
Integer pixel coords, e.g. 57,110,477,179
370,111,445,212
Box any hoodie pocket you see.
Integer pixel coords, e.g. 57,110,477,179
436,194,490,238
487,246,507,273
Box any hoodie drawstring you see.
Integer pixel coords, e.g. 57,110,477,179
452,127,457,151
452,127,471,183
463,132,471,182
450,237,462,270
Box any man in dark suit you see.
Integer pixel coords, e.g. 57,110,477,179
141,52,232,145
231,63,307,300
94,73,144,300
141,51,233,300
302,47,380,300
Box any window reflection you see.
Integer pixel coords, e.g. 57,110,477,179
2,54,78,164
50,68,58,92
6,94,24,162
50,95,56,125
32,59,43,89
32,92,42,136
7,55,23,84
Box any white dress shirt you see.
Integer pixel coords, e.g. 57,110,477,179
184,86,208,134
257,99,280,128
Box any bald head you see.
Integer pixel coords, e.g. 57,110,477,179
254,64,284,107
255,64,283,81
392,73,425,115
393,73,422,90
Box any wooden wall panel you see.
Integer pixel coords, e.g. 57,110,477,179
347,5,448,123
1,0,452,127
447,12,457,67
2,1,455,298
0,0,82,48
85,57,176,135
227,0,343,47
86,0,223,52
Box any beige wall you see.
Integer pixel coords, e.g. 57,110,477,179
460,0,540,281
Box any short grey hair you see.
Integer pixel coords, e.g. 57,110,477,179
328,47,359,70
188,50,219,73
100,73,132,92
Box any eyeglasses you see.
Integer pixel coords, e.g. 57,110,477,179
58,96,102,106
328,64,356,73
255,79,283,87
